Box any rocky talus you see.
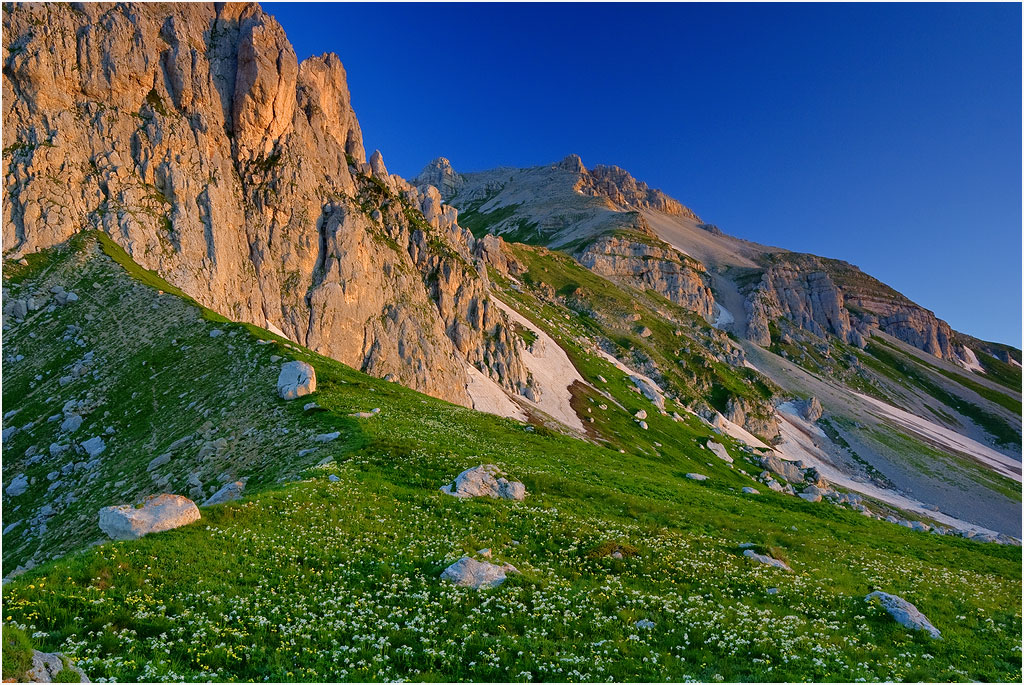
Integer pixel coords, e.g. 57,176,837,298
2,2,528,404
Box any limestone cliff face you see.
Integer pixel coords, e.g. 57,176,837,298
577,235,714,320
2,2,527,404
742,253,956,359
744,265,853,346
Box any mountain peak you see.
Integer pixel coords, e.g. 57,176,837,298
556,153,587,174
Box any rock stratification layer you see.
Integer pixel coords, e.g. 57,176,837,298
2,2,527,404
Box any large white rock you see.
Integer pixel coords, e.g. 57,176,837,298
440,464,527,501
440,556,518,589
277,361,316,400
866,591,941,638
99,494,201,540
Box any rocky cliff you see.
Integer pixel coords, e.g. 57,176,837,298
420,155,717,320
2,2,529,404
742,253,956,360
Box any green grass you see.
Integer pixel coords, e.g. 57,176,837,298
2,623,34,680
976,351,1023,393
1,236,1021,682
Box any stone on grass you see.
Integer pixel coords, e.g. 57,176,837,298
350,408,381,418
865,591,940,639
440,464,527,501
203,480,245,506
741,486,760,495
798,492,822,503
80,436,105,458
743,549,792,571
60,414,83,432
6,473,29,497
707,441,733,464
314,431,340,443
147,453,171,471
98,494,200,540
277,361,316,400
440,556,518,589
26,650,90,683
685,473,708,481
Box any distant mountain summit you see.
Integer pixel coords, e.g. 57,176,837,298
421,154,1016,368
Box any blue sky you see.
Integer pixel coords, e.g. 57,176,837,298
266,2,1022,347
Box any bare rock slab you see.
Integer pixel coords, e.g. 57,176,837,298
441,556,518,589
440,464,527,501
99,494,201,540
866,591,941,638
277,361,316,400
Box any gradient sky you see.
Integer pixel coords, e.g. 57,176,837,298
266,2,1022,347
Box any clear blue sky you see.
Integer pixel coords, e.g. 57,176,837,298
266,2,1022,347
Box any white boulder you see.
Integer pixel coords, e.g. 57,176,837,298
440,556,518,589
440,464,527,501
277,361,316,400
98,494,201,540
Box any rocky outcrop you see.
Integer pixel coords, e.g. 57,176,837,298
2,2,527,406
577,235,714,319
741,253,958,360
579,160,701,219
440,464,527,501
743,264,852,346
417,157,464,199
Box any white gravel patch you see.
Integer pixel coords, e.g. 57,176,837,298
464,364,527,421
492,297,586,432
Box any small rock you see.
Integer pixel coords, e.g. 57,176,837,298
440,556,518,589
686,473,708,481
707,441,733,464
26,649,90,683
203,480,245,506
743,549,792,571
147,453,171,471
634,409,647,420
303,402,320,411
328,474,341,482
865,591,940,639
798,492,822,503
477,548,492,559
60,414,83,433
314,431,340,443
209,329,223,338
741,486,760,495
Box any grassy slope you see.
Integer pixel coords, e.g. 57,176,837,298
1,237,1021,682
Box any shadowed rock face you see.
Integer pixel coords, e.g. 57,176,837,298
2,2,527,406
